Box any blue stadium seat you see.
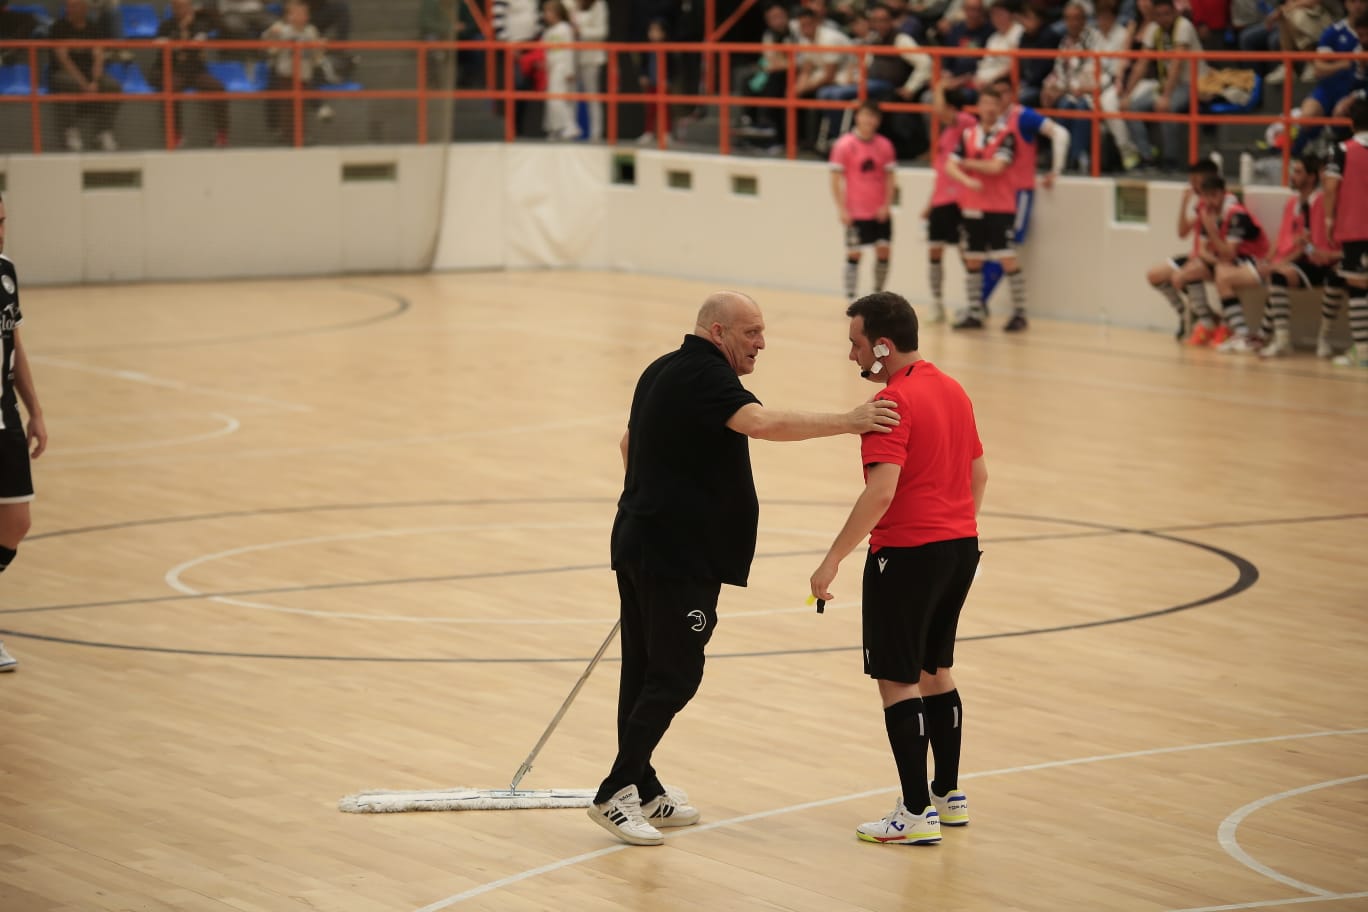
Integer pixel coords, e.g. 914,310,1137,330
1207,73,1263,116
319,80,363,92
120,3,162,39
0,63,46,96
107,61,155,94
205,60,268,92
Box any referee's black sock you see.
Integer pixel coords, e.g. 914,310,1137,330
922,689,963,795
883,697,930,813
0,546,15,572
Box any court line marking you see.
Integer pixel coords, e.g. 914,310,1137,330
31,355,312,413
1216,774,1368,898
1169,892,1368,912
412,728,1368,911
49,412,241,455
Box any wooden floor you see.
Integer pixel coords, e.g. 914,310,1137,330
1,270,1365,912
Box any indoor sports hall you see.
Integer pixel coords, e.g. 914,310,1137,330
1,2,1365,910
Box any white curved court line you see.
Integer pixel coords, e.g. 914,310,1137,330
1215,774,1368,898
413,728,1368,911
53,413,241,455
162,523,848,624
32,355,312,412
1170,891,1368,912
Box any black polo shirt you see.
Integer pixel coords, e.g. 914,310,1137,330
611,334,762,587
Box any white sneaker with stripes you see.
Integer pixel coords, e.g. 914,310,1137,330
856,798,941,845
588,785,664,846
930,783,969,826
641,789,700,827
0,641,16,672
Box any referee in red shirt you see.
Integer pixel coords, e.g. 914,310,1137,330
811,291,987,846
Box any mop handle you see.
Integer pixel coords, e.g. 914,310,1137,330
508,619,622,791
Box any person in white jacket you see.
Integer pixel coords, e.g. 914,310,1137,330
571,0,608,140
542,0,581,139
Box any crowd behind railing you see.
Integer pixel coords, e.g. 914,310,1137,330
0,0,1364,168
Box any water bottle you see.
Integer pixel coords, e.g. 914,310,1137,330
1239,152,1254,187
1209,150,1224,175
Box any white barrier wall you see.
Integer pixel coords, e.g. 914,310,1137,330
0,145,446,285
3,142,1300,334
433,144,1299,332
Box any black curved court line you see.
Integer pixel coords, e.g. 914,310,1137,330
39,283,411,355
0,529,1122,617
0,498,1288,663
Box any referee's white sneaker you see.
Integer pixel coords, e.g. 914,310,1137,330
0,641,16,672
930,783,969,826
588,785,664,846
856,799,941,845
641,789,700,827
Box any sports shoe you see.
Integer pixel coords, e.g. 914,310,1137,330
64,126,83,152
1332,344,1368,368
856,798,941,845
1186,323,1215,346
1216,332,1257,354
1259,329,1291,358
929,784,968,826
1316,334,1335,358
316,103,335,123
641,790,700,827
952,312,985,330
1209,324,1232,348
97,129,118,152
1121,147,1141,172
1003,312,1028,333
587,785,664,846
0,641,16,672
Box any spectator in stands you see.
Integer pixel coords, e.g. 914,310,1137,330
739,3,796,149
541,0,579,139
495,0,542,41
940,0,995,90
1292,0,1364,155
1119,0,1204,169
794,5,850,146
1017,5,1059,104
572,0,608,140
420,0,483,87
868,1,933,157
263,0,332,140
48,0,122,152
975,0,1024,89
1188,0,1229,46
1043,1,1131,169
89,0,122,40
152,0,230,148
636,17,673,144
1328,12,1368,131
219,1,275,41
815,10,869,148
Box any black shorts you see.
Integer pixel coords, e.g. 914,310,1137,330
861,537,980,683
1283,258,1344,289
959,212,1014,259
927,203,960,248
847,218,892,249
1339,240,1368,279
0,427,34,503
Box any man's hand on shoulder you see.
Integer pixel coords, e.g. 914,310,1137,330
849,398,899,434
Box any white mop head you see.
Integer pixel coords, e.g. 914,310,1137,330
338,788,598,813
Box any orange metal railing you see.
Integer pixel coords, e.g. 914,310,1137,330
1,37,1363,181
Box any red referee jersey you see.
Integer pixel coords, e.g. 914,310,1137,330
860,361,983,550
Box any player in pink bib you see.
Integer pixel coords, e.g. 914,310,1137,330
830,101,899,302
923,86,978,323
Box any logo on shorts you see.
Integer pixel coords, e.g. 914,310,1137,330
687,610,707,632
877,557,888,573
0,275,13,296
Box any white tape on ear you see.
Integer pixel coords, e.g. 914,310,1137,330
873,343,890,358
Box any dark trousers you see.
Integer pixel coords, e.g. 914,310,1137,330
50,71,121,132
595,563,720,804
150,68,229,136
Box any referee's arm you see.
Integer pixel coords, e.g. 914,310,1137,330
810,462,900,601
971,455,988,515
726,401,899,441
619,429,629,470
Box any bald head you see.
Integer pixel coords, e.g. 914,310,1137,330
694,291,767,376
695,291,759,334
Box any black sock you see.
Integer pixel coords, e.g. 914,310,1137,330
883,697,930,812
0,546,14,572
923,690,963,795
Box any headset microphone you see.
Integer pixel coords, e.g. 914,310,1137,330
860,343,891,379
